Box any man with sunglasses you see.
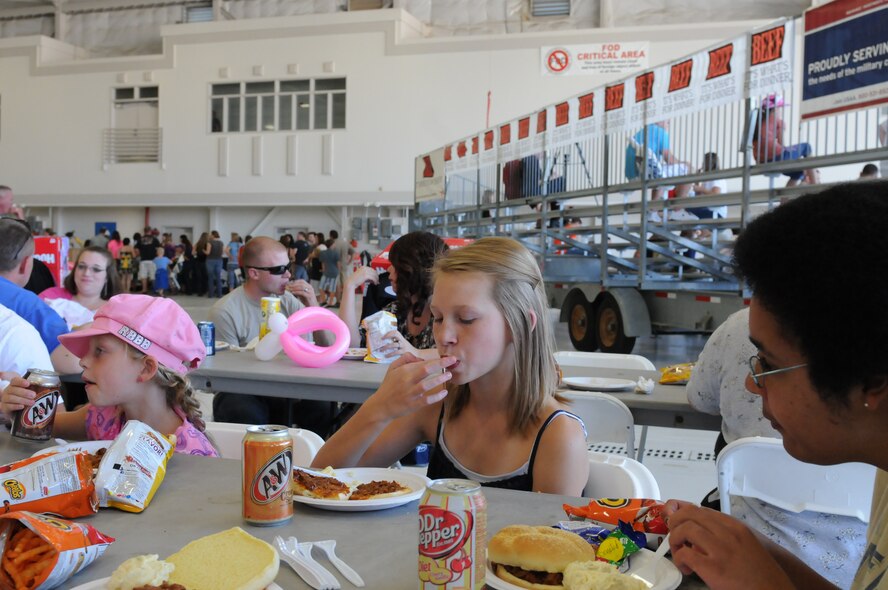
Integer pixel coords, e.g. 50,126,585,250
0,217,81,375
209,236,335,436
663,182,888,590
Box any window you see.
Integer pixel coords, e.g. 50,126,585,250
210,78,346,133
114,86,159,102
531,0,570,17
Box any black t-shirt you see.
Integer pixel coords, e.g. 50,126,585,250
24,258,57,295
137,238,160,260
293,240,310,266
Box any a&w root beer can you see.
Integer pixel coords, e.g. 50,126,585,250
10,369,62,442
243,425,293,526
419,479,487,589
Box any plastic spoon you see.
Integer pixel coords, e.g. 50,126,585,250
313,540,365,587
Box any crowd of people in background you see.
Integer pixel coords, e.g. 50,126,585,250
47,225,357,302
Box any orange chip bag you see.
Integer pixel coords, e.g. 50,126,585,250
563,498,669,534
0,511,114,590
659,362,695,384
0,453,97,519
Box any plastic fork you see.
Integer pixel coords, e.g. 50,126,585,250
298,541,341,590
274,536,338,590
313,540,365,587
631,533,671,588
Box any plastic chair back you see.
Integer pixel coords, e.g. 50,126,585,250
555,350,655,371
204,421,324,466
584,451,661,499
558,389,635,458
717,437,876,522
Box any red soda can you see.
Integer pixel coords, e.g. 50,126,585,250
418,479,487,589
10,369,62,442
243,425,294,526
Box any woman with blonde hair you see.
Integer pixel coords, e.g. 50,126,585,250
314,237,589,494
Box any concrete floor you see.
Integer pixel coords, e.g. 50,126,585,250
175,293,717,503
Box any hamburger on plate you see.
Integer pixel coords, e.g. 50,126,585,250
488,525,596,589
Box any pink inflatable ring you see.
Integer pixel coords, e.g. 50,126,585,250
278,306,351,368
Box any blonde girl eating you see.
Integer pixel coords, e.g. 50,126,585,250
1,294,218,456
314,237,589,495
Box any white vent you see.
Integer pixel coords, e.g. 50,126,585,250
103,128,162,165
185,5,214,23
347,0,385,10
531,0,570,17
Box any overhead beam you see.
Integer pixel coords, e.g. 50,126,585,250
0,5,54,19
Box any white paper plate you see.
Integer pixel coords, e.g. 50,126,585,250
342,347,367,361
215,340,231,351
292,467,429,512
69,577,283,590
31,440,109,458
486,549,681,590
562,376,637,392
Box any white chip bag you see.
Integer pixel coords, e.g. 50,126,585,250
361,310,399,363
95,420,175,513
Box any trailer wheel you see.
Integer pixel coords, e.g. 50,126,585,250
567,297,598,351
596,293,636,354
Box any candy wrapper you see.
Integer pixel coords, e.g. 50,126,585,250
361,311,399,363
659,363,695,384
563,498,668,549
595,522,642,568
0,453,97,518
553,521,611,545
0,511,114,590
95,421,174,513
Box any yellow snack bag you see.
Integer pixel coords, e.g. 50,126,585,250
659,362,695,384
94,420,175,513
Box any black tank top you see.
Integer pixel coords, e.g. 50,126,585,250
426,407,585,492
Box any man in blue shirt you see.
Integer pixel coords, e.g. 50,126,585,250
0,216,80,374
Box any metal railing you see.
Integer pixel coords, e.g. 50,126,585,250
102,128,162,165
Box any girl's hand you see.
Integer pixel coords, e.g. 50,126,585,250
664,500,794,590
347,266,379,290
363,354,456,422
379,330,420,358
0,373,35,417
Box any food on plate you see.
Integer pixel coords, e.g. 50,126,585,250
488,525,596,589
562,560,646,590
95,420,175,513
0,452,97,518
166,527,279,590
108,555,175,590
132,584,185,590
292,469,350,500
0,511,114,590
348,479,410,501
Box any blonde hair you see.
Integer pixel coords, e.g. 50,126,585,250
433,237,559,435
126,347,206,432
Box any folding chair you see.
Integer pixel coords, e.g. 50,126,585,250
559,389,636,460
717,437,875,522
584,451,661,499
204,421,325,466
555,350,656,371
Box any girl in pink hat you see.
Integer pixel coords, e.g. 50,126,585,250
1,294,218,456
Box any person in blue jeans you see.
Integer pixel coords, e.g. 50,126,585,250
205,230,225,298
225,232,242,292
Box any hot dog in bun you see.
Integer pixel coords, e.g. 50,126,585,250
488,525,597,590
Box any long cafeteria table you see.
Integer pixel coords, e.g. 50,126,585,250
0,435,707,589
190,350,720,431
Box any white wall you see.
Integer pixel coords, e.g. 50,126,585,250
0,10,764,237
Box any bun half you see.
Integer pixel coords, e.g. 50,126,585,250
488,525,596,572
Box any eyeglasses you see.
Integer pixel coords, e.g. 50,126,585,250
76,263,107,274
1,216,32,261
247,264,289,275
748,354,808,388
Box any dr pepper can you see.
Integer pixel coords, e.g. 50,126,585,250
418,479,487,589
242,425,293,526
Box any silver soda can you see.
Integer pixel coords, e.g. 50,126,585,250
198,321,215,356
10,369,62,442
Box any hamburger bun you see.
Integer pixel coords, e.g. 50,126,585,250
488,525,597,590
167,527,279,590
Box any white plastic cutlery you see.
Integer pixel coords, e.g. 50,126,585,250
313,539,365,587
298,541,341,589
274,536,339,590
632,533,671,588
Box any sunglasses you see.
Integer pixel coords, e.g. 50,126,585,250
247,264,289,275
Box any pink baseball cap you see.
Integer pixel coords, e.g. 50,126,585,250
59,294,205,374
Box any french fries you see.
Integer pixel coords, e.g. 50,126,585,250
2,526,56,590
